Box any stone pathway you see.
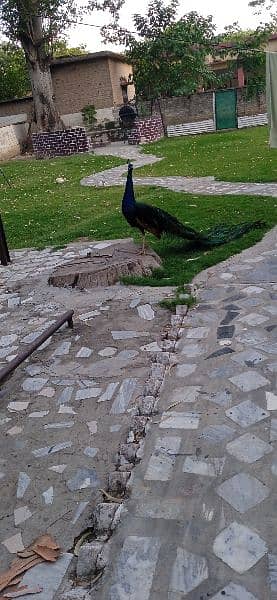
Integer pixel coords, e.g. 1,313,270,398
82,141,277,197
96,227,277,600
0,239,173,593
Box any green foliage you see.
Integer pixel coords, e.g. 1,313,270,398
0,42,30,101
125,3,220,99
217,23,274,99
81,104,97,126
0,39,88,102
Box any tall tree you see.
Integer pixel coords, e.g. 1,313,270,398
104,1,219,100
0,0,125,131
0,40,87,102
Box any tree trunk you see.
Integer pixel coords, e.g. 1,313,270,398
19,16,62,132
27,60,62,131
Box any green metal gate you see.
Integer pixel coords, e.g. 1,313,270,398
215,89,237,130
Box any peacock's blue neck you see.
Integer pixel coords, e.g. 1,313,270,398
122,168,136,216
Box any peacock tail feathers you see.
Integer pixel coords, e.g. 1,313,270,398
197,221,265,248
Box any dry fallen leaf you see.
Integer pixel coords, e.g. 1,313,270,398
4,584,43,597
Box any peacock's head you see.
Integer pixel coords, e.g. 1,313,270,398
127,162,133,172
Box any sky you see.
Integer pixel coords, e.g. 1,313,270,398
67,0,270,53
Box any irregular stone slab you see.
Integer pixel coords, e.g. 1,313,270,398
183,456,225,477
76,347,92,358
67,468,99,491
57,387,74,404
109,536,161,600
59,405,76,414
208,389,232,408
84,447,98,457
270,418,277,442
53,341,71,356
20,553,72,600
78,310,101,321
200,424,236,444
180,343,204,357
229,370,270,392
170,386,201,404
14,505,32,526
110,378,138,414
22,377,48,392
269,554,277,592
217,472,270,513
39,387,56,398
76,388,102,400
98,382,119,403
42,486,54,504
145,436,181,481
8,401,29,412
169,547,208,595
186,327,210,339
87,421,97,434
176,363,197,377
226,400,269,428
111,330,150,340
2,533,25,554
44,421,74,429
0,334,18,347
160,411,200,430
266,391,277,411
137,304,155,320
17,472,31,499
98,347,117,357
213,521,267,573
49,241,161,288
48,464,67,473
238,312,269,326
29,411,49,418
71,501,89,525
8,425,23,436
140,341,162,352
211,582,258,599
226,433,272,463
32,441,72,457
135,498,184,520
231,349,266,366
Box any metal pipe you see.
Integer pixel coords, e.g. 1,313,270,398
0,310,74,385
0,215,10,266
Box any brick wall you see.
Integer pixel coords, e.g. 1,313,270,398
237,90,266,117
51,58,114,114
128,116,164,145
32,128,90,158
156,93,214,126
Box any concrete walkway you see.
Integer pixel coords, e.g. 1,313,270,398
97,227,277,600
81,142,277,198
0,240,173,593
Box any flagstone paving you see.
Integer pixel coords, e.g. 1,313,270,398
82,142,277,197
96,227,277,600
0,239,173,581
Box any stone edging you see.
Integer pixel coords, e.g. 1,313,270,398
59,294,195,598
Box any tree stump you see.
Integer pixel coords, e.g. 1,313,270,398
48,240,162,289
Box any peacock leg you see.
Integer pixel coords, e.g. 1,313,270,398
139,233,146,255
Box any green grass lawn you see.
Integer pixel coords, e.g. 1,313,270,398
138,126,277,183
0,152,276,287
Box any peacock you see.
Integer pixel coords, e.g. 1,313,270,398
122,162,264,253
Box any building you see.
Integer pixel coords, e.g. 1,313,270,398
0,51,135,129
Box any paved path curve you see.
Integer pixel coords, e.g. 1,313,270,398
81,141,277,197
